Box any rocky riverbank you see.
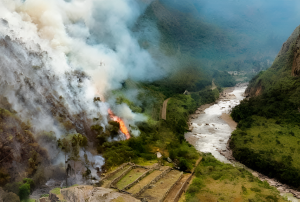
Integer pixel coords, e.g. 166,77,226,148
185,83,300,201
219,139,300,201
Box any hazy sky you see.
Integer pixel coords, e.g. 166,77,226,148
197,0,300,43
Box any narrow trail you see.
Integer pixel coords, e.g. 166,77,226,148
211,79,217,90
161,98,170,120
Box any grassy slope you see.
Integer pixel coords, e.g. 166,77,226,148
230,26,300,188
185,154,287,202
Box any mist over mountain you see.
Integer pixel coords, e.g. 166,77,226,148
138,0,300,72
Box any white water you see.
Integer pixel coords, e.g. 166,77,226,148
185,85,246,163
185,85,300,201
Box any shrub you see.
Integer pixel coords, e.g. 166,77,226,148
187,178,203,195
3,192,20,202
18,183,30,200
241,185,247,194
0,168,10,186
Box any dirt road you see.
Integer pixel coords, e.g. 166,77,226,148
161,98,170,120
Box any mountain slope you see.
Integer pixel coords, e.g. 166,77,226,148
230,25,300,188
135,0,275,73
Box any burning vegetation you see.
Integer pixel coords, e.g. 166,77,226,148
108,109,130,139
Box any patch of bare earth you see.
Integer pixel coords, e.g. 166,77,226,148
220,113,237,130
161,98,170,120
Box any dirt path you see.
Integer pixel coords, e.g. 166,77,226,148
161,98,170,120
211,79,217,90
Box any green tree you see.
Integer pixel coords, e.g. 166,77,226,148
69,134,88,180
57,137,71,186
18,178,33,201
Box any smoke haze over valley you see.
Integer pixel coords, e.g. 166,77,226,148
0,0,300,201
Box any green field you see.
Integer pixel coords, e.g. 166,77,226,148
185,154,287,202
116,168,147,190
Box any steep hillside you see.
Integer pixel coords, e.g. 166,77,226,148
245,25,300,97
135,0,274,74
231,25,300,188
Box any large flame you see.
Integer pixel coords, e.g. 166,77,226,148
108,109,130,139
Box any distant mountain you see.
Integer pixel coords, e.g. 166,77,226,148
135,0,276,72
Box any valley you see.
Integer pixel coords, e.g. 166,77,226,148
0,0,300,202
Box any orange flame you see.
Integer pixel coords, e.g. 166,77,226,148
108,109,130,139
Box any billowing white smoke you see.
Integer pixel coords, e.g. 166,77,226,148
1,0,164,94
0,0,163,178
0,0,163,135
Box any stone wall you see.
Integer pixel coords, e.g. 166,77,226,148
133,167,172,197
100,162,130,181
173,157,202,202
173,174,193,202
159,172,183,202
110,166,134,188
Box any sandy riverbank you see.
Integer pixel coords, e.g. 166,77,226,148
220,113,237,130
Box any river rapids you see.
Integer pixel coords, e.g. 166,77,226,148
185,83,300,202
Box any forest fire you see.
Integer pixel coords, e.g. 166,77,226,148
108,109,130,139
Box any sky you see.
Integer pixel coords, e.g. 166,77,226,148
195,0,300,49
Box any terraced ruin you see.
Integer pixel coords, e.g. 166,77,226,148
96,162,194,202
38,162,198,202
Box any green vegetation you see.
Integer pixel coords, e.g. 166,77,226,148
185,154,287,202
145,66,212,98
50,187,61,195
3,178,34,201
101,84,220,172
230,115,300,188
230,26,300,188
116,168,147,190
49,187,65,201
134,0,272,77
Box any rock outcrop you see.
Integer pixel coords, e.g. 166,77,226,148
277,25,300,58
60,185,140,202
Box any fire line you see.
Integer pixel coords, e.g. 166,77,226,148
108,109,130,139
